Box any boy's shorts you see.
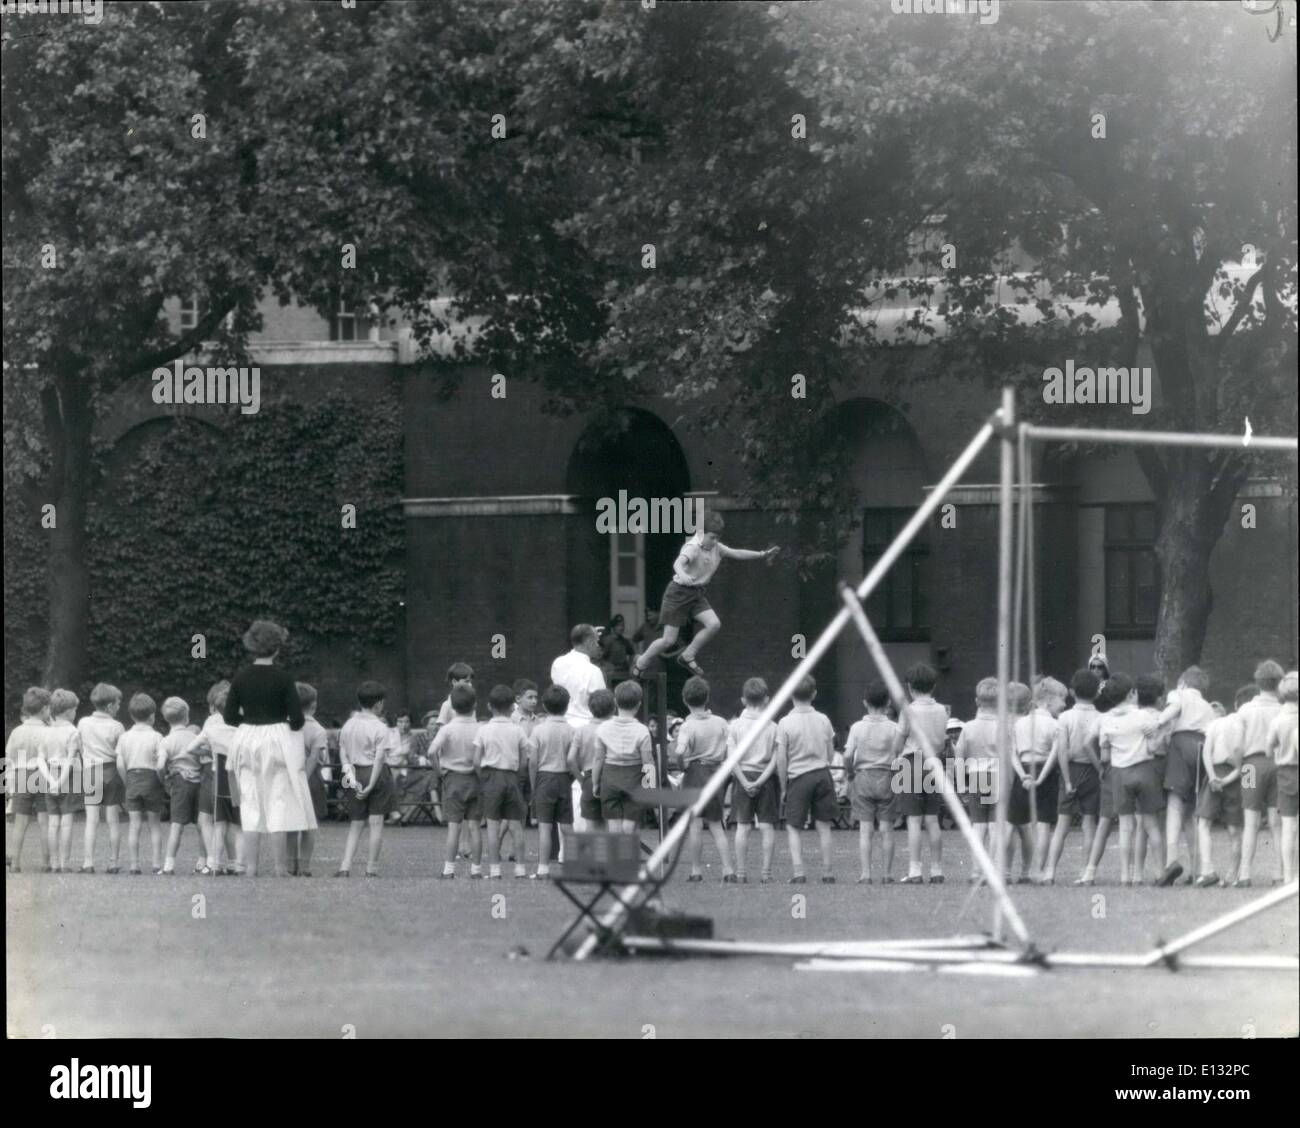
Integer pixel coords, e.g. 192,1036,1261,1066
960,764,998,823
658,580,712,629
1113,759,1164,816
168,777,201,825
10,775,44,816
600,762,645,822
578,771,603,822
785,767,837,827
44,790,76,816
732,768,780,825
895,755,943,818
441,770,480,823
346,764,394,821
1196,763,1244,827
1008,766,1058,825
198,765,237,822
1059,762,1101,819
682,760,725,822
1277,764,1298,818
533,770,574,825
124,768,166,814
83,761,125,807
1241,753,1278,812
1163,731,1205,803
307,768,328,821
480,766,526,821
850,768,896,826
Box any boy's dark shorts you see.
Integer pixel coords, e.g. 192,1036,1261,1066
786,767,837,827
659,580,712,629
1007,767,1058,825
961,765,998,823
1113,759,1164,816
579,771,603,822
732,768,780,825
441,770,481,823
346,764,394,821
168,777,201,826
533,770,574,825
83,762,125,807
896,755,943,818
600,762,644,822
683,760,725,822
1241,753,1278,812
480,766,526,821
44,790,77,816
198,765,237,822
125,769,166,815
1163,731,1205,803
1196,763,1243,827
1059,762,1101,819
850,768,896,827
10,773,44,816
1277,764,1298,818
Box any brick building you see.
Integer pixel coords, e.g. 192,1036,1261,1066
95,289,1298,727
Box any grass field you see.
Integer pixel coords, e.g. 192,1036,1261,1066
7,822,1297,1039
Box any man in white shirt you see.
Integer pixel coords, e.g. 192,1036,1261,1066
550,624,607,729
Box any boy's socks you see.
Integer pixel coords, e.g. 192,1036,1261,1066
513,863,526,878
442,861,455,876
489,863,502,878
470,863,483,878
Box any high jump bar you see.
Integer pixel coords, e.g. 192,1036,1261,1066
1020,423,1297,452
568,410,1003,960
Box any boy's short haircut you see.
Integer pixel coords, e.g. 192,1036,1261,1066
541,684,570,716
1008,682,1031,715
741,677,769,705
975,677,1000,708
589,688,616,720
1178,666,1210,695
1254,659,1284,692
792,675,817,702
905,662,937,694
1278,671,1299,704
613,680,643,711
864,679,890,711
21,687,51,716
1070,668,1100,702
128,693,156,722
88,683,121,711
1105,673,1134,703
569,624,597,649
513,678,538,698
356,680,386,710
49,688,79,716
446,662,474,684
1135,674,1164,708
1234,684,1261,710
161,696,189,725
682,676,710,708
206,679,231,713
296,681,319,711
450,683,477,715
487,684,516,714
702,510,725,534
1033,677,1067,706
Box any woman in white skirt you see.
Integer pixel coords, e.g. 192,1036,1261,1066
222,619,316,876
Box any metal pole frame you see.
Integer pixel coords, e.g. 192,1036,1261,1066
569,412,1004,959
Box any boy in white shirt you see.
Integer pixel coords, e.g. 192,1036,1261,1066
1098,674,1165,886
1156,666,1217,886
729,678,780,883
1012,677,1066,883
1193,684,1255,887
1237,659,1284,887
77,683,125,873
1266,671,1298,883
677,676,736,883
846,680,900,884
116,693,166,875
40,689,82,873
5,687,51,872
1044,669,1104,885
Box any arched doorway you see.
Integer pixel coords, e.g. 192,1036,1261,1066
566,407,692,698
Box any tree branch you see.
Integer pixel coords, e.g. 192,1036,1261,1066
1214,264,1266,355
104,295,240,388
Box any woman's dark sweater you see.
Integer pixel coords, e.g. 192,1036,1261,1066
223,663,305,730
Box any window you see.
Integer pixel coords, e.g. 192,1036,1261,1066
862,508,931,641
330,298,357,342
179,296,198,331
1104,503,1159,634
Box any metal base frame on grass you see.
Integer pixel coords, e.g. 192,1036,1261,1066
555,389,1299,975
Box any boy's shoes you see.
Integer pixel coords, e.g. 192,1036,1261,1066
930,875,945,885
128,866,143,875
1015,876,1032,885
1036,877,1053,886
1156,862,1184,887
105,865,121,875
152,867,164,875
821,875,836,884
721,873,738,884
333,869,350,878
1072,876,1095,886
788,875,807,884
1179,873,1195,885
759,876,772,884
881,876,895,885
1194,873,1220,888
736,875,749,884
686,874,703,883
80,866,95,875
1232,878,1252,888
42,866,53,874
489,873,503,880
857,876,872,885
469,872,484,880
439,871,456,880
898,875,925,885
677,654,705,676
364,869,380,878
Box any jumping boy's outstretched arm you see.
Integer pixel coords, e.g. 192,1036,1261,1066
719,544,780,562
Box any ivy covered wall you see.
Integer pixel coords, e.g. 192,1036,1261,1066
4,381,406,722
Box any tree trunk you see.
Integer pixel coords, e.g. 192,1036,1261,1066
42,375,94,690
1150,448,1243,687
